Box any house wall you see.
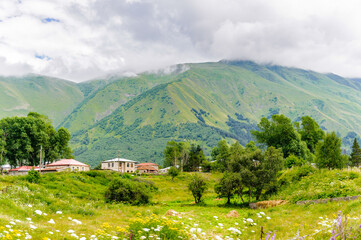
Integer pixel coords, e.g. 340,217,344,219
101,161,136,173
46,165,90,171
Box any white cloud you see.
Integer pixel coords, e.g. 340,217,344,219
1,0,361,81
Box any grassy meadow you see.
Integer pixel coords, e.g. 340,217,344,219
1,169,361,239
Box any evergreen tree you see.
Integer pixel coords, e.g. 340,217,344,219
350,138,361,166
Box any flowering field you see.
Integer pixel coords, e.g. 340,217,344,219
1,170,361,239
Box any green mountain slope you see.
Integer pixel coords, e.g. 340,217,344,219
0,75,84,126
59,73,180,133
70,61,361,167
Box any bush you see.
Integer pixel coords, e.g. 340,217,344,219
188,174,208,204
285,154,304,168
105,178,151,205
26,168,41,183
168,166,179,181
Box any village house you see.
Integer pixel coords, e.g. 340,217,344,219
44,159,90,172
9,166,40,175
101,158,137,173
136,163,159,173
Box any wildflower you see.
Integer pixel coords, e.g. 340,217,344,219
140,237,146,240
26,218,31,221
246,218,253,223
56,211,62,214
28,204,32,208
266,217,271,220
72,219,82,225
218,223,223,227
48,219,55,224
260,212,265,215
29,224,37,229
67,230,75,233
49,231,53,234
143,228,150,232
235,222,238,225
35,210,42,215
80,238,86,240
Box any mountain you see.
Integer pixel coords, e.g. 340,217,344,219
0,75,83,126
66,61,361,167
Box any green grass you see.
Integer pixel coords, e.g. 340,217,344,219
2,170,361,239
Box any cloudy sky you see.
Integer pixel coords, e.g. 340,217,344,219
1,0,361,82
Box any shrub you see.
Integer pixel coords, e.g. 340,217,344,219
105,178,151,205
168,166,179,181
285,154,304,168
26,168,41,183
188,174,208,204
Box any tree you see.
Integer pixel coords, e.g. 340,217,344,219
163,141,181,168
168,166,179,181
252,114,310,159
297,116,325,153
211,140,230,171
214,171,242,204
316,132,345,169
0,113,73,167
184,144,205,172
229,144,283,202
350,138,361,166
188,174,208,204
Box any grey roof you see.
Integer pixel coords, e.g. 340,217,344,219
102,158,137,163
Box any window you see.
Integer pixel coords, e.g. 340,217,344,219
131,163,133,168
82,167,84,171
127,163,129,167
108,163,110,167
112,162,114,167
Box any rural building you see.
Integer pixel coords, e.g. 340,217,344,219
1,164,11,171
136,165,158,174
101,158,137,173
9,166,40,175
45,159,90,172
136,163,159,173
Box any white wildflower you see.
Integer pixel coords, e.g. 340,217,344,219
48,219,55,224
35,210,42,215
56,211,62,214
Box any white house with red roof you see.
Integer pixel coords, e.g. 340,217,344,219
9,166,40,175
45,159,90,172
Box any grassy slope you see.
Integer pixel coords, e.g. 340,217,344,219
70,61,361,166
0,75,84,126
59,74,180,133
1,170,361,239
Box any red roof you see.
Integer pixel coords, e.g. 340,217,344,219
137,165,157,171
9,166,40,172
46,159,89,167
136,163,159,166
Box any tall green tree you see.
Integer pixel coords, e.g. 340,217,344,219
0,113,73,167
184,144,205,172
297,116,325,153
316,132,345,169
214,171,242,204
350,138,361,166
229,144,283,202
252,114,310,159
211,140,230,171
163,141,181,168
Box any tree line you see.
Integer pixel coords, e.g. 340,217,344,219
0,112,73,168
163,114,361,204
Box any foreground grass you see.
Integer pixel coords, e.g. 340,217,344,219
1,170,361,239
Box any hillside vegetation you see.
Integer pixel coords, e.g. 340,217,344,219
70,61,361,166
2,170,361,239
3,61,361,166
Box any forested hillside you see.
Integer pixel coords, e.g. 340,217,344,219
2,61,361,167
69,61,361,166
